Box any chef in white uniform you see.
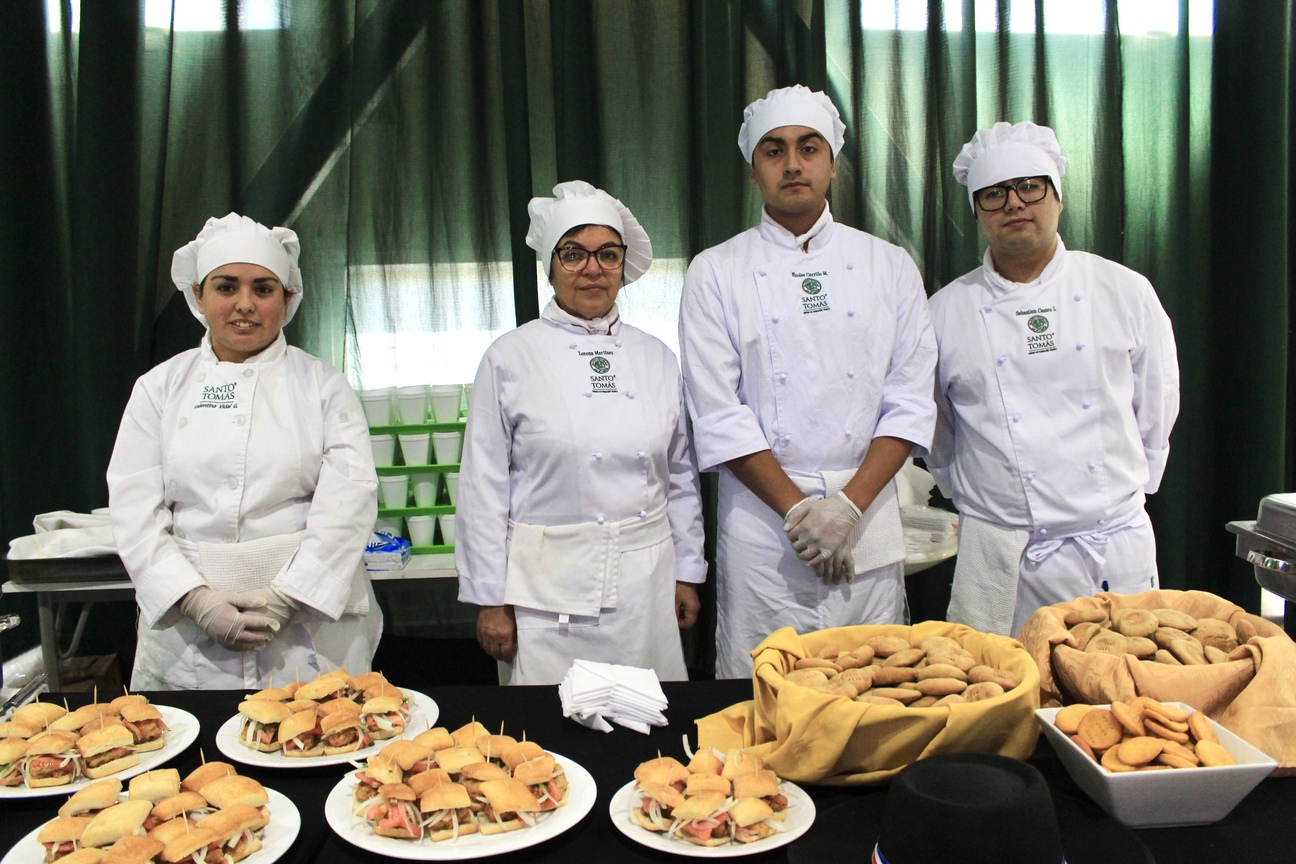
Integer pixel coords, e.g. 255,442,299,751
678,86,938,679
927,122,1180,636
456,181,707,686
108,213,382,690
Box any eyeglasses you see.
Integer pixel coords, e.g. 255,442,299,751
554,244,628,272
974,177,1051,211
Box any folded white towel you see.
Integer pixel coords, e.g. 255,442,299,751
558,660,668,734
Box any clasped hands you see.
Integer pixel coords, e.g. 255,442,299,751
783,492,862,583
179,585,301,651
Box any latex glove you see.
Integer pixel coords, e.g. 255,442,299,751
786,491,862,566
477,605,517,662
825,540,856,584
237,587,301,633
782,497,813,531
178,586,277,651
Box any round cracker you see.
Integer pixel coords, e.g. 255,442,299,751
1055,704,1094,735
1077,708,1124,751
1195,739,1236,767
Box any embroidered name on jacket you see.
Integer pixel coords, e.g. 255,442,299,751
1016,306,1057,355
194,382,240,410
794,270,830,314
581,351,618,393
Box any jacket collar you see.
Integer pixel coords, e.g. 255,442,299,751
756,202,835,252
983,236,1068,296
200,329,288,364
541,297,621,335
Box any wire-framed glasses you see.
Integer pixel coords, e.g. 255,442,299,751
554,244,628,272
974,177,1051,211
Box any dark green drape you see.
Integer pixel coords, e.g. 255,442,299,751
2,1,1294,671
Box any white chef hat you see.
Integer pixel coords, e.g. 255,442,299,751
953,121,1067,210
171,212,304,325
525,180,653,284
737,85,846,164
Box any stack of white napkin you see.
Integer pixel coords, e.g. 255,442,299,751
558,660,669,734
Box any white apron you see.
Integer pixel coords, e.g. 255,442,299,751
485,323,689,686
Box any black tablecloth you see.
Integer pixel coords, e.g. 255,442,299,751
5,682,1293,862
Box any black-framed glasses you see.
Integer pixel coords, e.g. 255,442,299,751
554,244,628,272
974,177,1050,211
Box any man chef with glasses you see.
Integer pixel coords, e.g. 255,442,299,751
926,121,1180,637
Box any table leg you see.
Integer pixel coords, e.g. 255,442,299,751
37,591,60,692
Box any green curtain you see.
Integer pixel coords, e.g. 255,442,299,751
1,1,1292,670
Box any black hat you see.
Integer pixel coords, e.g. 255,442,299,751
789,754,1152,864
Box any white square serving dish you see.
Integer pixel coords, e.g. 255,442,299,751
1035,702,1277,828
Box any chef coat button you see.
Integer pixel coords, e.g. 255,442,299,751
982,304,992,313
847,262,854,270
638,510,647,518
1087,461,1097,470
178,417,188,428
614,340,622,348
846,369,855,379
772,316,780,324
847,310,855,317
339,412,349,422
1098,519,1107,526
596,516,605,525
569,343,577,349
759,271,767,277
1074,294,1083,301
197,373,206,382
1082,400,1092,409
1012,414,1021,423
997,355,1007,366
636,451,645,459
627,391,635,399
1038,525,1047,533
243,369,254,378
1076,342,1085,351
844,430,852,438
777,374,787,384
1025,472,1035,482
235,415,246,427
584,392,592,398
169,480,177,491
593,452,602,462
226,477,238,489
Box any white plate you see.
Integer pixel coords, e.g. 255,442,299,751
0,706,200,800
609,779,816,857
0,786,300,864
324,750,596,860
217,689,438,769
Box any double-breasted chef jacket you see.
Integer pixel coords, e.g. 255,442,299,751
107,331,381,690
927,238,1180,635
455,300,707,686
679,205,938,679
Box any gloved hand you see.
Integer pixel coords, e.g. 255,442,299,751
178,586,277,652
237,587,301,633
825,539,856,584
785,491,862,569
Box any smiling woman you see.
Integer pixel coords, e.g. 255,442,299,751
194,263,292,362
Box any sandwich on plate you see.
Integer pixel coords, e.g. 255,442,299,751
277,710,323,758
476,778,544,834
78,726,141,780
419,781,480,842
360,782,424,841
58,778,124,818
235,700,291,753
25,732,83,788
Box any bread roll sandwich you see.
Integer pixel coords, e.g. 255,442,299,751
195,803,264,862
119,704,169,753
316,697,361,719
294,673,351,704
128,769,181,804
199,775,269,829
634,756,689,792
235,700,291,752
630,781,685,832
476,778,543,834
36,816,91,861
0,720,37,739
245,687,291,703
450,720,489,749
59,778,124,818
729,797,778,844
50,705,109,735
148,791,213,831
352,756,404,804
13,701,68,731
669,791,731,846
101,834,165,864
51,849,105,864
406,767,454,797
732,769,788,821
512,754,568,811
81,799,153,849
500,740,546,772
25,732,83,787
434,746,485,782
283,699,318,715
180,761,235,795
109,695,149,715
420,782,480,842
683,772,730,798
160,826,221,864
360,783,424,840
359,695,408,741
321,711,370,756
78,714,127,738
0,737,27,787
475,734,516,765
277,710,323,758
78,726,141,780
348,671,388,694
411,727,454,752
686,748,724,776
721,748,765,779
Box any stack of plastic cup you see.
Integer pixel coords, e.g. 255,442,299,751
378,474,410,509
370,434,396,468
411,472,441,508
430,384,464,423
438,514,456,546
406,515,436,546
397,431,431,466
360,387,394,427
431,430,462,465
374,516,403,536
445,472,460,506
461,383,473,415
395,384,430,425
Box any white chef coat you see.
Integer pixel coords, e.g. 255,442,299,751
455,300,706,686
927,238,1180,634
107,331,382,690
678,205,938,678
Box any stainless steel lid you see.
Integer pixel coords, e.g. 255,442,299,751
1227,493,1296,603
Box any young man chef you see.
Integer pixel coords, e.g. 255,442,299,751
678,86,938,678
926,121,1180,636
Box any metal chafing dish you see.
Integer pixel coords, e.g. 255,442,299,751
1226,492,1296,603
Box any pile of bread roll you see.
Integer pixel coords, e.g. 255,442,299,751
1064,608,1252,665
781,635,1021,707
